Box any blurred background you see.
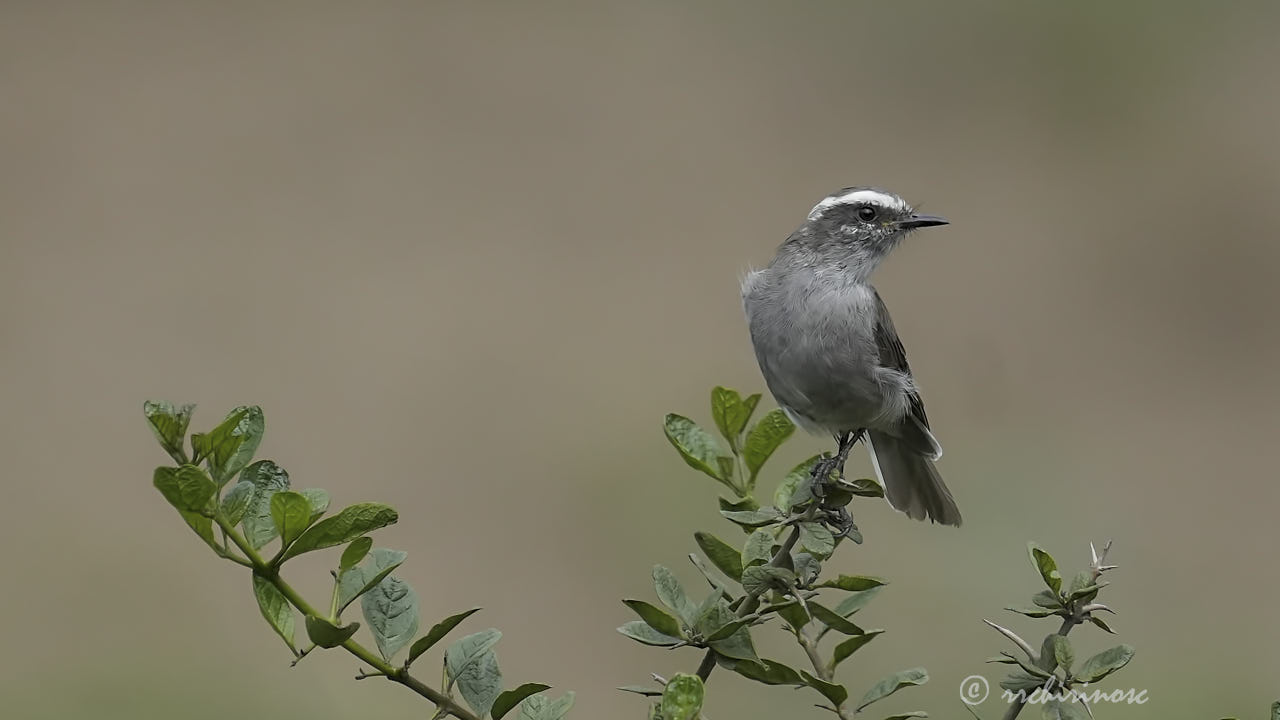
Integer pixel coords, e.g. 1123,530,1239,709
3,2,1278,718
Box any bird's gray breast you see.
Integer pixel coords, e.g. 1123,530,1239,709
743,268,901,433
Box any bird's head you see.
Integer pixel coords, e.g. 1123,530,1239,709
787,187,948,278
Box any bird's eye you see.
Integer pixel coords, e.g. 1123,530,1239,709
856,206,877,222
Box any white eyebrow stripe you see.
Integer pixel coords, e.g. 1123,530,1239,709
807,189,907,221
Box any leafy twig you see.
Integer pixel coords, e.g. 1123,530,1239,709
214,515,482,720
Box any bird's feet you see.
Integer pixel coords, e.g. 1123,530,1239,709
825,506,857,538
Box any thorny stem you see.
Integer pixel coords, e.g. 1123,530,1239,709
1000,541,1114,720
214,516,481,720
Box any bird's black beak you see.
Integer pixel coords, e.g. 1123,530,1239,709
896,213,949,229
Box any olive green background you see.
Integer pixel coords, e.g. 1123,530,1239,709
2,2,1277,719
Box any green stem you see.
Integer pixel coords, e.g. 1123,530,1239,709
213,516,480,720
798,627,857,719
695,506,813,682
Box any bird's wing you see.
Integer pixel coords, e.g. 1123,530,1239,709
872,289,942,458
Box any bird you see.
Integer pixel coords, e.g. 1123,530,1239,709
742,186,961,526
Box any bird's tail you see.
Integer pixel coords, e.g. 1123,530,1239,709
866,430,962,526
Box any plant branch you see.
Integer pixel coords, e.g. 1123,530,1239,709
1001,542,1114,720
213,516,481,720
797,629,857,720
695,503,816,682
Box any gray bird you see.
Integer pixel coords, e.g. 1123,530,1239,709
742,186,961,526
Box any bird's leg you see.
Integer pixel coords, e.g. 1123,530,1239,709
822,430,865,538
810,430,857,501
830,429,862,483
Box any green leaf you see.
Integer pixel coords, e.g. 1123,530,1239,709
221,406,264,481
1074,644,1135,683
653,565,699,627
695,599,760,665
741,565,794,596
1000,670,1047,692
1051,635,1074,674
742,528,775,568
725,657,805,686
299,488,330,520
445,630,502,677
820,575,887,592
251,574,296,654
339,536,373,571
1066,583,1102,602
703,616,753,643
623,599,684,639
660,674,705,720
882,714,928,720
143,401,194,462
798,522,835,559
843,477,885,498
832,630,884,668
1032,590,1064,609
708,624,760,666
617,621,681,646
716,456,736,485
177,509,223,555
239,460,291,550
1089,615,1116,634
793,552,821,587
834,587,884,617
693,532,743,582
406,607,482,666
664,414,732,486
338,548,407,613
1028,542,1063,596
1066,570,1093,597
718,495,760,513
304,615,360,648
360,574,420,661
192,406,264,484
856,668,928,711
742,409,795,485
617,686,664,697
1002,650,1054,681
810,602,865,635
154,465,217,513
775,599,810,631
457,650,503,718
1006,606,1059,618
493,684,551,720
775,455,822,511
1272,700,1280,720
843,522,864,545
269,491,315,549
1041,700,1089,720
801,671,848,707
220,480,254,525
517,692,575,720
280,503,398,561
687,558,734,603
710,387,760,450
446,630,504,716
720,508,783,528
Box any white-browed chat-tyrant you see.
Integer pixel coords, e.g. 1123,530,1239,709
742,186,961,526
